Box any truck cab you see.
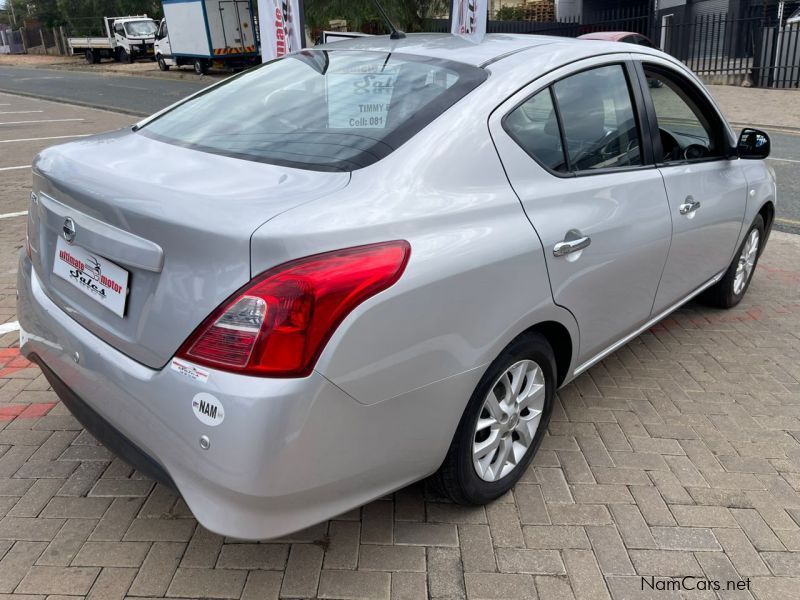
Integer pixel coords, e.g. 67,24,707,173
111,16,158,62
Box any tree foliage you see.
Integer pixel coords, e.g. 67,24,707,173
304,0,448,33
4,0,160,31
495,5,525,21
4,0,443,35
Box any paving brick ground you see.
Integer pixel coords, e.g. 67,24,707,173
1,93,800,599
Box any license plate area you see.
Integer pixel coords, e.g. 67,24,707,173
53,236,129,318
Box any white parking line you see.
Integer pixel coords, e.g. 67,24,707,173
0,211,28,219
0,321,20,335
0,110,44,115
0,166,30,172
767,157,800,164
0,118,85,126
0,134,90,144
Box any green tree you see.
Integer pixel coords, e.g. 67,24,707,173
496,5,524,21
304,0,447,33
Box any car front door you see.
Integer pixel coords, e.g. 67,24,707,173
490,57,673,371
636,58,747,314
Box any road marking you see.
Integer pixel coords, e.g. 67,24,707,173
0,165,30,172
0,118,84,126
767,157,800,164
0,321,20,335
0,134,89,144
0,110,44,115
0,211,28,219
776,217,800,226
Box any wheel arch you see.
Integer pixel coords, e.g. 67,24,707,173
520,320,573,388
758,200,775,253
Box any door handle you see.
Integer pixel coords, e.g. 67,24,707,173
553,233,591,257
679,197,701,215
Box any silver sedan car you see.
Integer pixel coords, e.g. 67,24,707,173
18,34,775,539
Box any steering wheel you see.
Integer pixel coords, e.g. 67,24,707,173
683,144,709,161
659,129,680,161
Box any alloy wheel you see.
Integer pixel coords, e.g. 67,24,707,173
733,228,760,295
472,359,545,482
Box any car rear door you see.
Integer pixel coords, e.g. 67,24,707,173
489,56,673,372
633,57,747,314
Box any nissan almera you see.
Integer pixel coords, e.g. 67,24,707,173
18,34,775,539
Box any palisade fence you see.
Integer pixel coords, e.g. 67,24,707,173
661,14,800,88
426,6,800,88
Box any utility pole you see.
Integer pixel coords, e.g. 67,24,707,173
8,0,17,26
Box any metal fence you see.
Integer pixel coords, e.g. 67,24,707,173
426,5,800,89
661,14,800,88
0,27,25,54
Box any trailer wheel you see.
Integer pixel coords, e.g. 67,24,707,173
85,49,100,64
157,55,170,71
193,59,208,75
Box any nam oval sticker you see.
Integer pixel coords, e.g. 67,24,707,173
191,393,225,427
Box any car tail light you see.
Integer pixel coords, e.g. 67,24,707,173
176,241,411,378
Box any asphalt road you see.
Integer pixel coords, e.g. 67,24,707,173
0,66,209,116
767,132,800,234
0,65,798,233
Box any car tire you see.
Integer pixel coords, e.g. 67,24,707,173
433,332,556,505
157,56,170,71
193,59,208,75
701,214,765,309
120,49,132,64
85,49,98,64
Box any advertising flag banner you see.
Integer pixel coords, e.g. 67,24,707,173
259,0,305,61
451,0,488,43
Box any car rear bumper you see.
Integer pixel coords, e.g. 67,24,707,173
17,254,475,539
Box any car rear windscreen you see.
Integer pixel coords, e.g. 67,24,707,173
138,50,487,171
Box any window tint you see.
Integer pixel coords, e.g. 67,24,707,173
139,50,486,171
553,64,642,171
504,89,567,172
644,66,722,162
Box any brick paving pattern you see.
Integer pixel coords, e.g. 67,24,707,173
0,93,799,599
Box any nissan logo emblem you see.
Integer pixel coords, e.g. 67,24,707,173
63,218,76,243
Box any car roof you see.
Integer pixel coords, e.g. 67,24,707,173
316,32,627,68
577,31,636,41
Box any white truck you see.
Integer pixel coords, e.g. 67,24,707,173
154,0,259,75
68,15,159,64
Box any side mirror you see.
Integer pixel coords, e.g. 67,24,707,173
737,128,770,160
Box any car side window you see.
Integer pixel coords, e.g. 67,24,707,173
504,64,643,175
114,23,125,36
503,89,568,173
643,65,724,162
552,64,643,172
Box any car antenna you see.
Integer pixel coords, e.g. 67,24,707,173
371,0,406,39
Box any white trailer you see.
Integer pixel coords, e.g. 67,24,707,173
68,16,158,64
154,0,259,74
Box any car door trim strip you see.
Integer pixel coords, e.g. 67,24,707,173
572,270,725,377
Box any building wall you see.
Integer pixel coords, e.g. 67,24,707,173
555,0,582,19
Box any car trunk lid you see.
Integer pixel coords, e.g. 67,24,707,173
30,129,350,369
